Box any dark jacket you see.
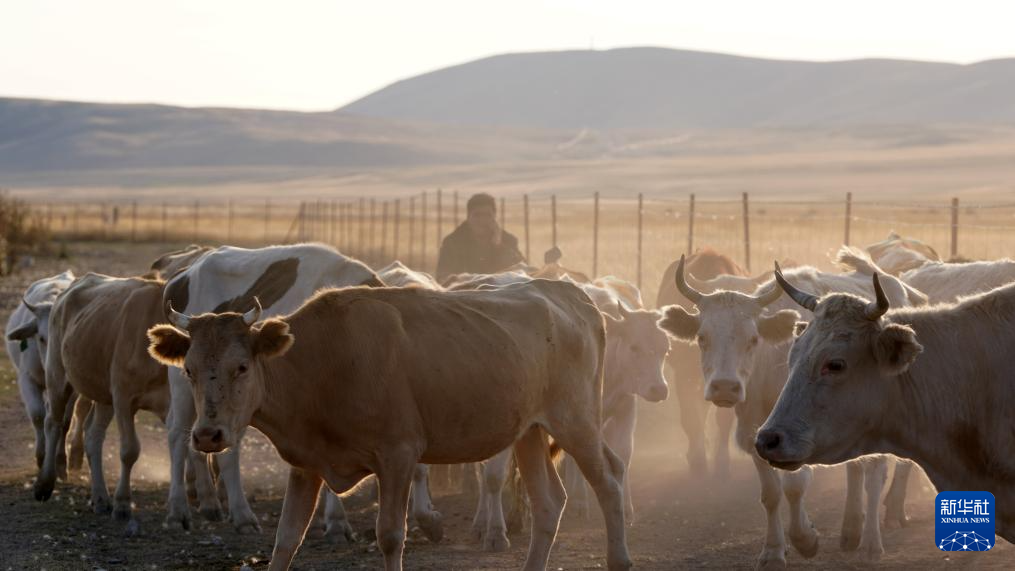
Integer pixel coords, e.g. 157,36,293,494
436,222,524,281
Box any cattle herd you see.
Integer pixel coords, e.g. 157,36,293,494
4,231,1014,570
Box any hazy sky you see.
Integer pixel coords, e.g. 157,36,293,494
4,1,1014,111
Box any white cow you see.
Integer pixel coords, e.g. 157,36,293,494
161,244,440,542
471,274,670,549
659,252,916,567
758,270,1015,543
901,259,1015,304
5,271,76,473
377,261,441,289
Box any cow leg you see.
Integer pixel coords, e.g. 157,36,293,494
67,397,93,472
56,391,78,480
112,397,141,530
603,397,637,524
375,453,417,571
462,462,480,495
883,458,913,529
514,427,566,571
84,402,114,514
268,467,323,571
34,381,73,501
713,407,735,481
471,448,512,551
752,454,788,569
782,465,819,559
218,426,260,533
166,372,219,529
17,373,47,470
840,461,864,551
857,458,887,562
672,366,707,477
323,492,355,543
561,455,590,519
552,426,632,571
410,464,443,543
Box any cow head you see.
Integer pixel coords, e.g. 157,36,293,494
755,269,923,470
147,299,294,454
657,256,800,407
603,305,670,402
8,298,56,360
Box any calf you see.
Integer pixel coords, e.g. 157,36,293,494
148,281,631,571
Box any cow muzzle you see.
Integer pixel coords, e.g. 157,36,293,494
192,425,230,454
754,428,804,470
704,378,744,407
639,381,669,403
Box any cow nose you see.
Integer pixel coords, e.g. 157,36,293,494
755,429,784,458
706,378,743,407
192,427,225,452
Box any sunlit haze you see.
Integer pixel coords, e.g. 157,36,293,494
4,0,1015,111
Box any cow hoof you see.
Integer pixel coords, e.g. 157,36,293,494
469,522,485,543
68,450,84,473
791,527,820,559
324,521,356,544
756,548,787,570
482,532,510,552
164,509,192,531
200,506,224,522
33,485,54,502
839,515,863,551
235,521,262,535
607,557,633,571
306,521,326,539
123,518,141,538
113,503,132,521
417,511,444,543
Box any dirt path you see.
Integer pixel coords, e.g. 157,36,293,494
0,243,1011,569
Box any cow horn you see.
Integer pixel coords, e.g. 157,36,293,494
22,297,38,314
864,274,890,321
674,255,703,303
774,262,818,311
243,297,262,326
167,302,191,330
752,280,783,308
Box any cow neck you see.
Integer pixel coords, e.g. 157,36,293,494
248,357,311,456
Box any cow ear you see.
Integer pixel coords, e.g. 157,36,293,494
757,309,801,343
794,321,808,337
147,325,191,367
253,318,294,359
7,320,38,341
874,323,923,376
657,305,699,341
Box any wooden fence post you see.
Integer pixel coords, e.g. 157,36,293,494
637,193,643,289
687,193,695,255
393,199,401,260
409,196,416,268
161,202,167,242
844,192,852,246
742,192,751,272
193,200,200,243
436,189,443,252
422,191,429,272
330,200,336,245
73,204,80,236
131,201,138,242
369,198,376,257
951,197,960,258
264,199,271,244
551,194,557,247
523,194,530,261
358,198,366,256
593,192,600,277
381,201,389,259
298,201,306,242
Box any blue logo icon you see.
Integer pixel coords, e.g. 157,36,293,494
936,491,995,551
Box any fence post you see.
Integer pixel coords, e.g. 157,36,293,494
160,202,167,242
381,201,389,259
73,204,80,236
951,197,959,258
593,192,600,277
358,198,366,256
369,198,376,258
742,192,751,272
523,194,530,262
193,200,200,243
330,200,336,245
844,192,852,246
637,193,643,289
131,201,138,242
687,193,695,255
436,189,443,252
393,199,401,260
409,196,416,268
263,199,271,244
551,194,557,247
422,191,429,272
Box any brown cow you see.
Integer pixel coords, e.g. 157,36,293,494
148,281,632,571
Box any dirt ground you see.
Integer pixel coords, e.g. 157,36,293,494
0,242,1011,570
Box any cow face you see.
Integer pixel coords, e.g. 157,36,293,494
147,305,294,454
8,300,56,362
604,308,670,402
657,256,798,407
756,272,923,470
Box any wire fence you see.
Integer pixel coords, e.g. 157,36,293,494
29,193,1015,304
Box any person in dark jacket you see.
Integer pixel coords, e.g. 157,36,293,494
436,193,524,282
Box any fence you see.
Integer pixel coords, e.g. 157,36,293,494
30,193,1015,304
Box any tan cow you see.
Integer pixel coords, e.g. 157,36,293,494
148,281,631,571
35,273,171,534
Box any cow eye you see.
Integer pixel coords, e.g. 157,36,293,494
184,367,192,378
237,364,248,375
39,336,46,344
748,335,759,347
822,359,847,374
697,335,708,348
